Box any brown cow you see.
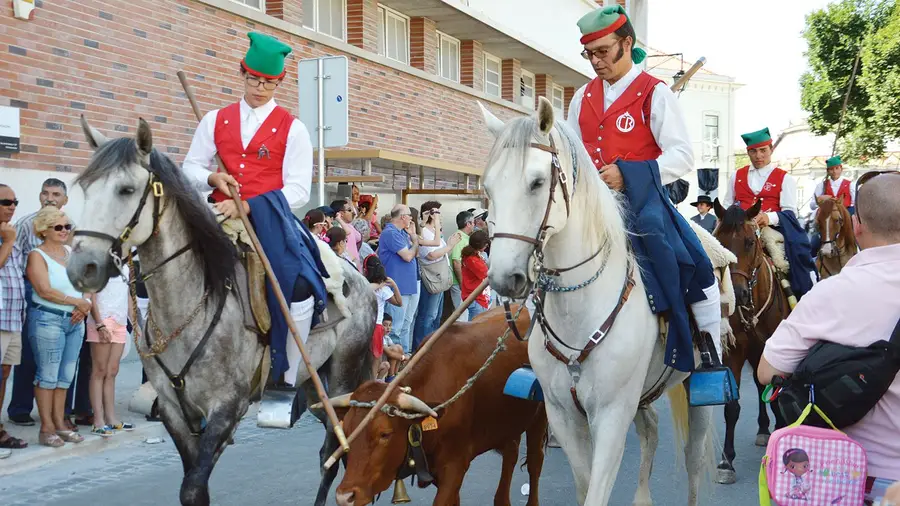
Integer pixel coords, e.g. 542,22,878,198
329,305,546,506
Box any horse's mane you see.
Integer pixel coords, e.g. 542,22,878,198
484,115,630,259
77,138,236,302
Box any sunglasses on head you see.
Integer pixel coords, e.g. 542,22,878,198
0,199,18,207
53,224,73,232
854,170,900,226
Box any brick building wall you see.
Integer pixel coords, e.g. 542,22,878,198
0,0,531,179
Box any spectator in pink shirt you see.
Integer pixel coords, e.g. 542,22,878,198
759,172,900,491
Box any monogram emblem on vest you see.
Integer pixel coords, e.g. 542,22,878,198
763,182,777,192
616,111,635,133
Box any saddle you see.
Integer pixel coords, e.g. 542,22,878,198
221,218,272,341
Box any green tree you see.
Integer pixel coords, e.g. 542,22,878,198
859,2,900,149
799,0,894,160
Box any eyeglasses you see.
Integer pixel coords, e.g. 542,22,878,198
246,75,280,91
854,170,900,226
0,199,18,207
53,224,73,232
581,39,622,61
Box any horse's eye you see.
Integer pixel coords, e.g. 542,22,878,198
744,238,754,251
118,186,136,196
529,179,545,192
379,431,392,441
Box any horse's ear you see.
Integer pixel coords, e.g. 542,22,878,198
713,198,726,220
136,117,153,157
536,96,555,136
747,199,763,220
80,115,108,150
477,101,505,138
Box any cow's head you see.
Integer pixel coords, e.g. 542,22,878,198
331,381,438,506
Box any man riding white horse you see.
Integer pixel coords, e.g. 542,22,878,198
181,32,329,412
722,128,818,300
566,5,723,369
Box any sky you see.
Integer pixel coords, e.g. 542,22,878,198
647,0,833,144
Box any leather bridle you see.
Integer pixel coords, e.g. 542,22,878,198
490,136,571,257
727,226,775,333
72,163,188,281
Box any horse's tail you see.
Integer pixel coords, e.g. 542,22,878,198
668,382,720,493
667,383,690,451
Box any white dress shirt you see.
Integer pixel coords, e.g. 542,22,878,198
722,162,798,227
810,177,855,210
566,64,694,186
182,98,313,209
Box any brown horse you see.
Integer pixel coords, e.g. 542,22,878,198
711,199,791,485
815,198,856,279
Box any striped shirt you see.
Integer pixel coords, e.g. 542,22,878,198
15,211,43,263
0,236,25,332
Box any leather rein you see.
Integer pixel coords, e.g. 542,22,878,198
491,134,635,415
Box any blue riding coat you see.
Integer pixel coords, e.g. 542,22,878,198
619,160,715,373
773,210,817,299
248,192,329,381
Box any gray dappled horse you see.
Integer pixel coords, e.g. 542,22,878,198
67,117,375,506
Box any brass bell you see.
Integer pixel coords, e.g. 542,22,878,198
391,479,411,504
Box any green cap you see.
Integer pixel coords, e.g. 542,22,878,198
577,5,646,64
826,155,842,168
741,128,773,149
241,32,292,80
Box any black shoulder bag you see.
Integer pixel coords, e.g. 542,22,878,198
774,316,900,429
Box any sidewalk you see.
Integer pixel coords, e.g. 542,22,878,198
0,354,166,477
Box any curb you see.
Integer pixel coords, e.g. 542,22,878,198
0,421,168,477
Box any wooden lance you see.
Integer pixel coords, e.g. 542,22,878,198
176,71,349,451
323,277,489,470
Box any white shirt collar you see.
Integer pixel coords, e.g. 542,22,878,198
239,97,277,123
749,162,775,174
603,64,641,95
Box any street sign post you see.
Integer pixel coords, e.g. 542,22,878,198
298,55,349,206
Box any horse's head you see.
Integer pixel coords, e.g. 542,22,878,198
479,97,576,297
713,198,764,306
815,198,852,258
68,116,158,292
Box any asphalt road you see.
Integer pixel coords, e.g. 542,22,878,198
1,365,768,505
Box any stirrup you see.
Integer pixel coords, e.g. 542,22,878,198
689,332,739,407
257,387,299,429
503,366,544,401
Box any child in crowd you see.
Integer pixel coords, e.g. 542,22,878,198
460,230,491,320
363,255,402,378
378,314,407,382
327,227,357,270
303,209,329,243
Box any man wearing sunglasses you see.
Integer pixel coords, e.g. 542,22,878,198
181,32,329,413
565,5,723,371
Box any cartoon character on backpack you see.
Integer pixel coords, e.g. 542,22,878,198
783,449,812,500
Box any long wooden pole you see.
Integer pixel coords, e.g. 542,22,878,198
176,71,349,451
670,57,706,93
323,277,490,470
832,47,862,157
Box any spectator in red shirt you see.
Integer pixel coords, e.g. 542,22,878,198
460,230,490,321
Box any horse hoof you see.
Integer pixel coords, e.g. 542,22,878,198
755,433,770,447
716,469,736,485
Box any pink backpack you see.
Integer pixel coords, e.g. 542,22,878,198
759,403,868,506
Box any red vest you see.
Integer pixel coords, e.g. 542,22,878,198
823,178,852,208
578,71,663,171
210,102,294,203
733,166,787,212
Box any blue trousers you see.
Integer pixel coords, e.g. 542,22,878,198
412,288,444,351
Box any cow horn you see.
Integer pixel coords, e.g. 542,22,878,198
310,393,353,411
396,393,438,417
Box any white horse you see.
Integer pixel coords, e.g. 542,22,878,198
480,97,716,506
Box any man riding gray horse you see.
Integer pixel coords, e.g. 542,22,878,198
180,32,329,416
